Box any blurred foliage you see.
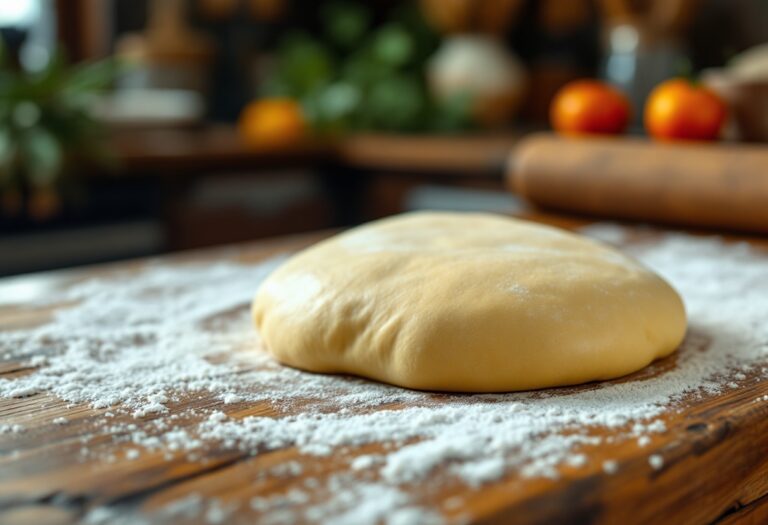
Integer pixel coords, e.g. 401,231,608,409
263,2,473,134
0,43,119,203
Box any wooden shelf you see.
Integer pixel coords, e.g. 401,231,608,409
108,126,519,178
110,126,334,175
336,133,518,176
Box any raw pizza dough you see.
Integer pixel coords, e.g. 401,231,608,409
252,212,686,392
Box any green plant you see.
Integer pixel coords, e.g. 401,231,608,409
0,42,119,217
263,2,472,134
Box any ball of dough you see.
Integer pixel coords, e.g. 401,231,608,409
252,212,686,392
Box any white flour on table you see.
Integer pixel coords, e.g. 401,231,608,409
2,225,768,525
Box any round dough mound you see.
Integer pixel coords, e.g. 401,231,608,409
252,212,686,392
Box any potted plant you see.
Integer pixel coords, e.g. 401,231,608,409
0,43,118,220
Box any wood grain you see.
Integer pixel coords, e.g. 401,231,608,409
1,218,768,524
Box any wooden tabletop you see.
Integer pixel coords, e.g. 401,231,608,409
2,215,768,525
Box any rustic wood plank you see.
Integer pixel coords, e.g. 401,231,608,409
0,505,78,525
717,492,768,524
2,217,768,524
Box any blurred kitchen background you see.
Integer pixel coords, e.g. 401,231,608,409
1,0,767,276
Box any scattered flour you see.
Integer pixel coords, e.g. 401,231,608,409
0,423,25,434
2,225,768,524
602,460,619,474
301,479,443,525
351,454,383,471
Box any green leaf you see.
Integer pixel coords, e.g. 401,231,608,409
366,75,424,130
428,92,474,132
269,33,334,98
19,127,63,187
11,101,42,128
64,58,124,94
28,50,69,94
0,128,15,168
341,47,389,86
372,24,414,67
321,1,371,49
0,46,119,190
317,82,361,119
301,81,363,134
266,4,468,135
391,3,439,61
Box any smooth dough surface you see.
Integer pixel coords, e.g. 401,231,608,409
252,212,686,392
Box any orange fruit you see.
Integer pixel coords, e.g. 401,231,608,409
238,98,306,147
644,78,727,141
550,80,631,136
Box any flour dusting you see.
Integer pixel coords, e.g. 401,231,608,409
1,225,768,524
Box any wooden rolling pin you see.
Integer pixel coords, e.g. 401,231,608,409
507,134,768,234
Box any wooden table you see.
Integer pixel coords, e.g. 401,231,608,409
2,214,768,525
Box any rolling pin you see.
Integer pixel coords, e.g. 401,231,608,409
507,134,768,234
